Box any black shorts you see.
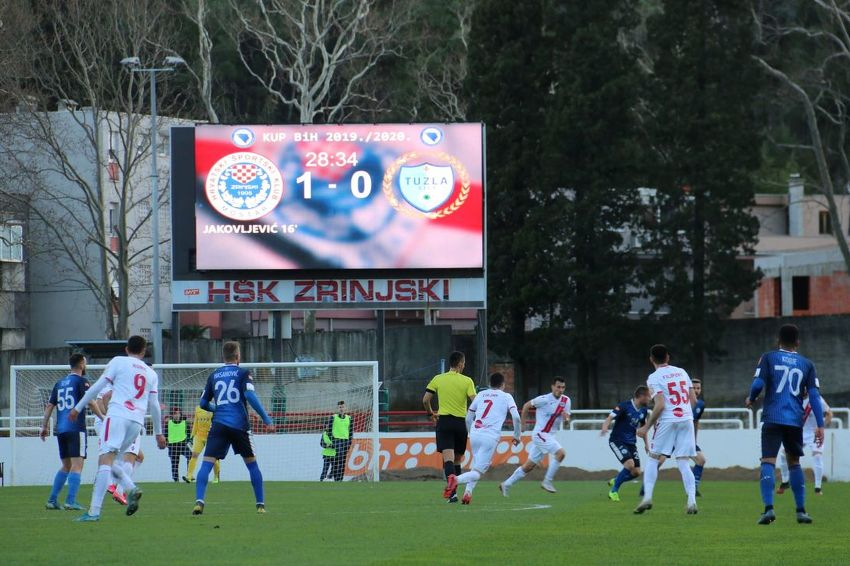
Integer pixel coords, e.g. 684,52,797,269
609,441,641,467
695,444,702,453
57,431,87,460
761,423,804,459
435,415,468,454
204,422,255,460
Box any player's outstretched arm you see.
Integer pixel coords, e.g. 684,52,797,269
245,388,272,425
600,413,614,436
520,401,533,434
69,375,110,421
510,407,521,445
148,391,167,449
639,394,664,438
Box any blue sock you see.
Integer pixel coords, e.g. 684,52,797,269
65,472,81,504
195,460,214,503
789,464,806,513
612,467,632,492
760,463,775,511
49,470,69,503
692,464,704,487
246,461,264,505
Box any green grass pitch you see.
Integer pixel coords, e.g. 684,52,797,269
1,479,847,565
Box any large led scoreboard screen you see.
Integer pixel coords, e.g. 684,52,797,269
192,123,484,271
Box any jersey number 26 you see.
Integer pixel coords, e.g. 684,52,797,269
215,379,240,406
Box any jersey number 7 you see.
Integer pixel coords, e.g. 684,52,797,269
666,381,689,406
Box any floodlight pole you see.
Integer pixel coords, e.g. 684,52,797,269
124,61,181,364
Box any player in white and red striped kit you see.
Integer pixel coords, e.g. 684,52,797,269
443,373,521,504
69,336,167,521
500,377,571,496
635,344,698,515
777,391,832,495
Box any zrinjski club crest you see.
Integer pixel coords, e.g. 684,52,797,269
205,152,284,221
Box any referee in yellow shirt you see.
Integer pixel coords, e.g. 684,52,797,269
423,351,476,503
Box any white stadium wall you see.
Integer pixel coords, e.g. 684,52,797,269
2,430,848,486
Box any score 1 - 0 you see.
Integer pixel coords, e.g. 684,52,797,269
295,171,373,199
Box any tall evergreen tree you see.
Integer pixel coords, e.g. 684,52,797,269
466,0,552,393
643,0,762,376
535,0,647,407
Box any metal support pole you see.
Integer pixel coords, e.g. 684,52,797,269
149,72,163,364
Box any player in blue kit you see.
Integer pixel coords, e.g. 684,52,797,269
193,341,273,515
746,324,824,525
691,378,707,497
40,354,102,510
600,386,651,502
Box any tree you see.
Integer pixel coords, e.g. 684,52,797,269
642,0,763,376
0,0,185,340
534,0,647,407
467,0,552,395
754,0,850,274
229,0,410,124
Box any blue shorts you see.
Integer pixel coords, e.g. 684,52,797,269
761,423,804,459
609,441,641,468
695,444,702,453
204,422,255,460
57,431,87,459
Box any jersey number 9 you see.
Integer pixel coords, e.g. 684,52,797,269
133,374,147,399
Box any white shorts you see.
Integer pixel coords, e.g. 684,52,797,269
96,419,140,456
803,429,824,454
650,420,695,458
528,432,563,464
469,432,499,473
99,415,143,456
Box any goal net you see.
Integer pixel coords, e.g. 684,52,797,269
9,361,379,486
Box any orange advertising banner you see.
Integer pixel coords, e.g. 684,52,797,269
344,434,533,476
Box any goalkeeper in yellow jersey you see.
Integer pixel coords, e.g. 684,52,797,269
183,404,220,483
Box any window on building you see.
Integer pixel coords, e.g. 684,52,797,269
819,210,832,234
0,223,23,262
792,276,810,311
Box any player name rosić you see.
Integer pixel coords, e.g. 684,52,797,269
203,224,297,234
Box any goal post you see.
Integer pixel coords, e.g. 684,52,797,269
9,361,380,486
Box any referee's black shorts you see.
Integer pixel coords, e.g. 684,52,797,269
435,415,468,454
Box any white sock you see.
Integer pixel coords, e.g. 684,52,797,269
504,467,526,487
777,450,790,483
114,461,134,495
456,470,481,485
813,453,824,488
89,465,111,516
465,480,478,494
677,458,696,505
111,462,136,493
544,456,560,482
642,458,659,502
